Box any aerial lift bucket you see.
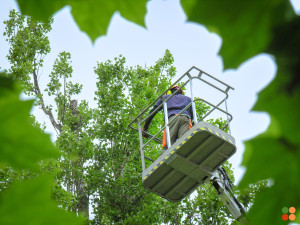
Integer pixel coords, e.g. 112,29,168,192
129,66,236,201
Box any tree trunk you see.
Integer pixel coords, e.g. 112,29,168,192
70,99,89,218
75,173,89,217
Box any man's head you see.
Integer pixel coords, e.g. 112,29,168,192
168,85,183,95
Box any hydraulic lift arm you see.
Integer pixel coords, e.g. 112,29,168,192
211,168,248,224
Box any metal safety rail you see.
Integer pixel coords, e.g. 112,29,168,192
128,66,234,171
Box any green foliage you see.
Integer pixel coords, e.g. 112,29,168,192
236,180,268,212
3,9,52,94
195,98,210,118
181,0,295,69
194,99,229,132
90,51,179,224
46,52,93,216
180,182,229,224
0,175,83,225
1,10,87,223
0,74,84,224
16,0,148,42
0,76,59,171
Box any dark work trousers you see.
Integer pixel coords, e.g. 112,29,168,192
164,115,190,149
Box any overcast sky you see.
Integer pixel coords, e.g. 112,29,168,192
1,0,300,186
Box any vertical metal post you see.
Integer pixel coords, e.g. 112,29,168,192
163,100,171,149
189,77,198,124
225,99,231,135
137,119,146,171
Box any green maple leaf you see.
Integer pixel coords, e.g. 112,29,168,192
0,175,84,225
16,0,148,42
0,77,59,171
181,0,295,69
239,71,300,224
238,17,300,224
240,121,300,224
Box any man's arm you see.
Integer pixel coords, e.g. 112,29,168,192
143,105,158,131
143,99,163,131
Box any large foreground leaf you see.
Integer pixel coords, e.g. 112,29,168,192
16,0,148,42
0,175,84,225
0,77,59,170
239,16,300,225
181,0,295,69
240,125,300,224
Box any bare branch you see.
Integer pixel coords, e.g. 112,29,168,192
32,69,62,133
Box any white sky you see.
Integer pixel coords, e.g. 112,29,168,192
1,0,299,187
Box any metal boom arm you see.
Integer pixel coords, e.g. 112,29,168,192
211,168,247,224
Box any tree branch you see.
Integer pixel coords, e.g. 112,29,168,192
32,69,62,133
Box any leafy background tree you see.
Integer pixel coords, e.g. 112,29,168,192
0,71,84,224
2,9,92,221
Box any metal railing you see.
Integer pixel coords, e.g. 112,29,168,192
128,66,234,171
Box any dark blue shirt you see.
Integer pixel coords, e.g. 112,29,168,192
155,94,193,118
143,94,193,130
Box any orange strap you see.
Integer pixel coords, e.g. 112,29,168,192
162,128,167,149
189,118,193,130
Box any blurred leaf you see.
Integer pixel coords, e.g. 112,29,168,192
239,80,300,224
239,16,300,224
181,0,295,69
0,77,59,171
240,130,300,188
0,76,14,91
16,0,148,42
0,175,84,225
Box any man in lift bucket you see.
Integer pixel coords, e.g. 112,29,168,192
143,85,193,149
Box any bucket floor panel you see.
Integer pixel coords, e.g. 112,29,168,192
142,122,236,202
